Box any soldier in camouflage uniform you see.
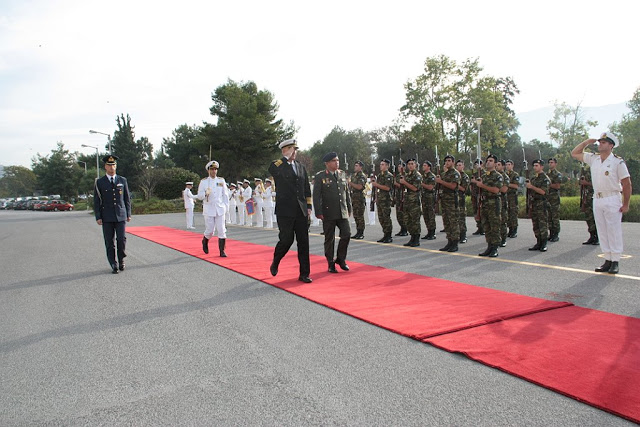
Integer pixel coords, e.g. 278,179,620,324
393,162,408,237
526,159,550,252
546,158,563,242
471,159,485,235
435,155,461,252
579,166,598,245
372,159,395,243
348,161,367,239
496,160,510,247
399,158,422,247
472,154,503,257
420,161,437,240
505,160,520,238
456,159,470,243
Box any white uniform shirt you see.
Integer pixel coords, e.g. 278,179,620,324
229,188,237,206
197,176,229,216
583,152,630,193
183,188,196,209
264,187,274,208
241,186,252,204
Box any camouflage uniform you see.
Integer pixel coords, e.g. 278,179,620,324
440,168,461,242
350,170,367,235
421,171,437,237
546,168,563,239
530,171,550,244
394,172,407,235
402,169,422,239
458,171,470,240
376,171,395,237
499,170,510,244
480,170,503,247
580,168,597,240
505,169,520,236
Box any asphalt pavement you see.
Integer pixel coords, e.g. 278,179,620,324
1,209,638,425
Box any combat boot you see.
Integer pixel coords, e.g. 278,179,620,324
538,238,548,252
508,227,517,238
582,233,594,245
382,234,393,243
459,231,467,244
202,236,209,254
409,235,421,247
218,238,227,257
608,261,619,274
395,226,408,237
591,233,599,245
426,229,436,240
549,232,559,242
478,245,492,257
439,240,452,251
403,236,413,247
488,245,499,257
499,238,507,247
595,260,612,272
377,235,386,243
352,229,364,240
447,240,458,252
528,238,541,251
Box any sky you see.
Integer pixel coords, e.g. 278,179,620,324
1,0,638,168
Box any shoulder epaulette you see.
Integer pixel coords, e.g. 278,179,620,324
274,159,283,167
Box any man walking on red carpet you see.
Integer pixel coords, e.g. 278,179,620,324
197,160,230,257
268,139,313,283
313,152,352,273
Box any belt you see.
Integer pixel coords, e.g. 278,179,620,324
595,191,621,199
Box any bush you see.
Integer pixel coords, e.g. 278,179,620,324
153,168,201,200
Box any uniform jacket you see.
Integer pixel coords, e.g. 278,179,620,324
268,157,312,217
94,174,131,222
313,169,352,220
183,188,196,209
197,176,229,217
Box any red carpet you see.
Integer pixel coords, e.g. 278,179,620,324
426,306,640,423
127,226,639,422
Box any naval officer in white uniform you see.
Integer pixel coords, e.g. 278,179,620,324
183,181,197,229
197,160,230,257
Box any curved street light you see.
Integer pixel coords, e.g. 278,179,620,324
89,130,111,154
81,144,100,179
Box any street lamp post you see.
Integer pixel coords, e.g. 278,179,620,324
82,144,100,179
77,160,87,174
89,130,111,154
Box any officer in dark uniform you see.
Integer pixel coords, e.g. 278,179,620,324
93,155,132,274
268,139,313,283
313,152,352,273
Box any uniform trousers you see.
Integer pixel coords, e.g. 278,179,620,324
185,208,194,228
322,218,351,263
244,204,252,226
264,205,274,228
593,194,623,262
102,221,127,266
229,204,237,224
273,211,310,276
204,214,226,240
254,202,264,227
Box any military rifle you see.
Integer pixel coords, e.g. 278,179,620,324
523,146,532,218
579,162,588,213
434,146,441,215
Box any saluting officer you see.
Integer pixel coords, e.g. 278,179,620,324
93,155,132,274
313,152,352,273
197,160,230,257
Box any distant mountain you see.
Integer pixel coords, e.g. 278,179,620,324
516,103,630,143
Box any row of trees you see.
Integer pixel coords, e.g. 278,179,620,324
2,55,638,200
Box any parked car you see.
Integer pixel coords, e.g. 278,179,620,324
14,200,30,210
33,201,48,210
44,200,74,211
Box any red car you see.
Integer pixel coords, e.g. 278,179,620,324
44,200,74,211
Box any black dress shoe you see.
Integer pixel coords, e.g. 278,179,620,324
328,262,338,273
298,275,313,283
336,260,350,271
118,263,125,271
111,264,119,274
608,261,619,274
202,236,209,254
595,260,612,273
270,262,278,277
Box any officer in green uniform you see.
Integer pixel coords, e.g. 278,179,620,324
496,160,510,247
399,158,422,247
579,166,598,245
393,162,408,237
505,160,520,238
313,152,352,273
348,160,367,239
435,155,461,252
546,158,563,242
372,159,395,243
472,154,503,257
526,159,550,252
420,161,437,240
471,159,485,235
455,159,470,243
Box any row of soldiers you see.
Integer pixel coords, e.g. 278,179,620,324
346,154,588,258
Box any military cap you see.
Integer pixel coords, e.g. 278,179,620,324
322,152,338,163
498,159,507,165
598,131,619,146
254,178,262,181
406,158,417,163
548,157,557,163
205,160,219,170
278,139,298,149
229,182,236,187
243,179,250,184
422,160,432,167
455,159,465,165
265,178,272,183
486,154,498,161
354,160,364,167
185,181,193,185
444,154,455,162
532,159,545,166
381,158,391,165
102,155,118,165
474,159,484,165
505,159,514,164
